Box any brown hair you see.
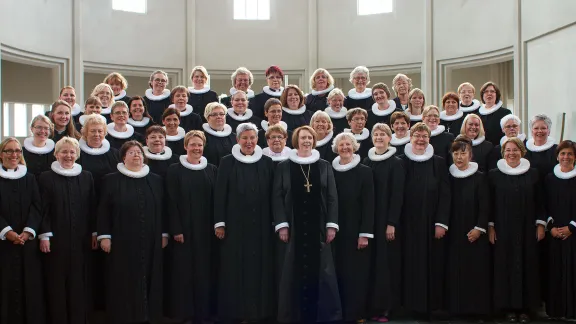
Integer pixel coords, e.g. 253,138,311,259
451,135,473,156
390,111,410,126
120,140,147,164
501,137,527,157
280,85,304,108
184,130,206,147
50,100,81,139
410,122,431,137
170,86,189,102
264,98,282,114
85,96,103,107
265,124,288,140
145,125,166,138
371,82,392,99
408,88,425,114
346,107,368,122
442,92,460,107
479,81,501,104
59,86,76,96
556,140,576,165
162,107,181,121
292,126,317,149
128,96,153,121
104,72,128,90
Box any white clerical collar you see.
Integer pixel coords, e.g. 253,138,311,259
71,103,82,116
51,161,82,177
472,136,486,146
371,101,397,116
231,144,263,163
347,88,372,100
449,162,478,178
289,149,320,164
261,120,287,131
263,86,284,97
128,117,151,127
79,138,110,155
497,158,530,175
390,133,410,146
282,105,307,115
179,155,207,170
554,164,576,180
107,123,135,139
368,147,397,161
332,154,361,172
430,125,446,137
526,137,555,152
80,114,107,126
440,110,463,121
479,100,503,115
404,143,434,162
0,165,27,179
168,104,194,117
101,107,112,115
188,86,210,95
460,99,481,112
163,127,186,141
316,131,334,147
263,146,291,161
143,146,173,160
145,88,170,101
344,128,369,141
325,107,348,119
202,123,232,137
230,88,255,99
23,137,55,154
407,111,423,121
500,133,526,146
227,108,254,121
311,84,335,96
117,163,150,178
114,90,127,101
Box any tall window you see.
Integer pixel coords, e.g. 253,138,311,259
2,103,49,137
357,0,393,15
112,0,147,14
234,0,270,20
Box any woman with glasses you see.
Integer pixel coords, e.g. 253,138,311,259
187,66,219,122
281,85,312,131
488,115,526,170
478,81,512,146
221,67,255,109
525,114,557,181
106,101,144,150
262,125,291,165
344,108,372,159
253,65,285,120
0,137,46,323
202,102,235,166
50,100,81,143
344,66,374,110
97,141,168,324
144,70,172,124
391,74,412,110
258,98,290,148
23,114,55,178
226,90,262,132
423,105,455,164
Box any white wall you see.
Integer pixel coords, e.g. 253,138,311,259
0,0,72,58
521,0,576,41
318,0,424,68
433,0,515,60
81,0,186,68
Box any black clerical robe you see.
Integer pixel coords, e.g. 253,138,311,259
472,138,493,172
180,112,203,132
187,90,219,123
128,118,154,137
226,111,262,133
166,137,186,157
203,126,236,166
330,115,349,136
253,90,283,120
214,152,275,321
315,141,336,163
144,93,171,124
306,93,329,113
479,106,511,147
165,158,218,321
106,131,144,150
0,168,46,324
23,142,55,179
39,167,96,324
345,95,374,111
429,130,455,165
440,113,465,137
145,149,179,179
282,108,313,131
366,106,399,133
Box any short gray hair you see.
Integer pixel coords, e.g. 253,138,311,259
349,66,370,85
529,113,552,130
392,73,412,94
231,67,254,87
500,114,521,130
331,132,360,153
236,123,258,139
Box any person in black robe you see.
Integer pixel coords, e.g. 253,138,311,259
38,137,96,324
220,67,256,109
331,133,375,323
344,66,374,110
478,81,512,146
457,82,481,117
262,125,291,166
343,108,372,160
214,123,275,322
399,123,451,317
488,138,546,323
104,72,131,105
168,86,203,132
311,111,336,162
97,141,168,324
488,115,527,170
324,88,349,135
58,86,84,131
460,114,493,172
368,83,402,132
127,95,154,136
391,73,411,111
165,130,218,323
306,68,335,113
390,111,411,157
424,105,455,165
274,125,342,323
50,99,82,143
440,92,465,137
77,96,107,132
202,103,235,166
143,126,179,179
258,98,291,148
0,137,46,324
161,108,187,157
90,83,115,124
144,70,172,124
544,140,576,320
106,101,144,150
281,85,312,131
252,65,285,119
446,137,491,316
23,114,56,179
362,123,405,322
226,90,262,131
187,66,219,122
406,88,425,127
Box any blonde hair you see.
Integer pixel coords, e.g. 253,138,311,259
331,132,360,153
81,115,108,140
371,123,392,138
110,101,129,114
310,110,333,133
310,68,335,90
501,137,527,157
104,72,129,90
190,66,209,82
30,114,54,138
54,136,80,160
327,88,345,101
231,67,254,87
410,122,431,137
459,113,486,139
265,124,288,139
408,88,425,114
422,105,440,118
90,83,115,107
457,82,476,94
204,102,227,120
0,137,26,166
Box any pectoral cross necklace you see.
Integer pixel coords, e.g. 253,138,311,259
300,164,312,193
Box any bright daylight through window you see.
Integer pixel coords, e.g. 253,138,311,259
112,0,147,14
2,103,49,137
357,0,393,15
234,0,270,20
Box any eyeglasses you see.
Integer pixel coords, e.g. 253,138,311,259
354,76,367,81
33,126,50,132
425,114,440,119
154,78,167,83
412,134,430,140
2,149,22,155
209,112,226,117
267,76,282,80
113,111,128,116
504,124,519,129
126,151,143,156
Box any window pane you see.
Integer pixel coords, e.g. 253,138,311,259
113,0,146,14
32,104,45,118
258,0,270,20
14,104,27,137
3,103,9,137
358,0,393,15
234,0,269,20
234,0,246,19
246,0,258,20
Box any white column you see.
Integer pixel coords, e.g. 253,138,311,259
512,0,525,123
185,0,197,86
71,0,83,103
307,0,318,91
422,0,434,102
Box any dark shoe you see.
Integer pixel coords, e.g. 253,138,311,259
506,313,518,322
519,314,530,323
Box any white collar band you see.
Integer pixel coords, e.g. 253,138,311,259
202,123,232,137
180,155,207,170
371,101,397,116
347,88,372,100
231,144,263,164
107,123,135,139
23,137,55,154
449,162,478,178
51,161,82,177
288,149,320,164
143,146,173,160
145,89,170,101
332,154,361,172
117,163,150,178
311,84,335,96
79,138,111,155
368,147,396,161
497,158,530,175
404,143,434,162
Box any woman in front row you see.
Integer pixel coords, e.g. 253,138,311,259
39,137,96,324
97,141,168,324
